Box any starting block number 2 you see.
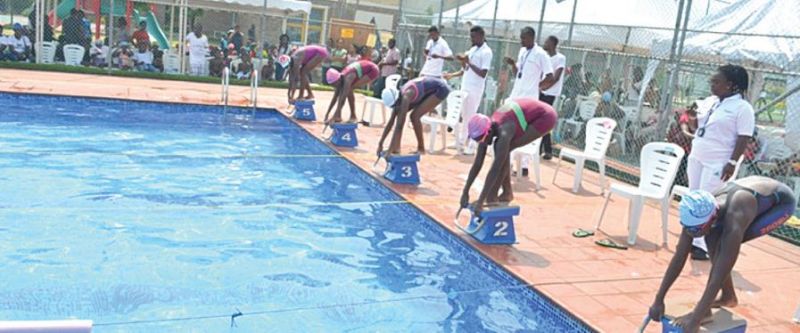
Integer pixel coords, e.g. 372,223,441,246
494,221,509,237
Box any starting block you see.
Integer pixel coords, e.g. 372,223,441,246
662,302,746,333
330,123,358,147
383,154,420,185
457,206,520,245
293,100,316,121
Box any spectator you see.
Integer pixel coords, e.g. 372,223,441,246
668,102,699,186
1,24,32,62
236,52,253,80
112,42,134,70
273,34,291,81
151,42,164,72
0,25,7,56
504,26,554,175
113,17,130,46
62,9,85,46
402,48,413,79
419,25,453,78
538,36,567,160
131,21,150,47
79,10,91,41
185,23,209,76
329,38,347,75
374,38,400,97
442,26,493,155
27,5,54,43
247,24,256,41
346,46,359,65
209,47,225,77
370,45,381,63
133,42,156,72
686,64,755,261
230,25,243,53
89,39,109,67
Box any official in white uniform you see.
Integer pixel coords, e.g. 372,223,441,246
443,25,493,154
538,36,566,160
419,26,453,78
687,64,755,260
186,24,209,76
504,27,554,175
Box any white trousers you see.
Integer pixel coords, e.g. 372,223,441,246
457,86,484,151
189,61,205,76
687,155,726,252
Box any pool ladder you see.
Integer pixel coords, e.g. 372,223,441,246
221,66,258,117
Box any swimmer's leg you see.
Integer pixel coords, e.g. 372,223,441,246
706,229,738,308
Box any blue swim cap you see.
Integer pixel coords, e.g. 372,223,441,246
602,91,612,103
679,190,718,227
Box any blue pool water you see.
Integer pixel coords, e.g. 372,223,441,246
0,93,590,332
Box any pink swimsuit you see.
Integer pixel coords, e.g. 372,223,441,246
490,98,557,139
341,60,380,81
300,45,329,65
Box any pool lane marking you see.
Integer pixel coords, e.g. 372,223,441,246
0,199,447,211
0,151,344,159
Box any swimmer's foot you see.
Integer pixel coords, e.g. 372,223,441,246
325,118,342,125
497,192,514,203
304,94,315,100
411,147,426,155
347,117,359,123
711,294,738,308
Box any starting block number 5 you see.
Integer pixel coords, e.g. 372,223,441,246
401,166,413,178
493,221,509,237
303,109,311,116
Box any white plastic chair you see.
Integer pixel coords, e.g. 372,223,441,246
595,142,686,246
511,138,543,191
553,117,617,194
385,74,402,90
63,44,85,66
563,100,598,140
164,53,180,74
421,90,468,153
37,41,57,64
360,74,402,126
669,155,745,201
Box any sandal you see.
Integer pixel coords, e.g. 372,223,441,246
595,238,628,250
572,228,595,238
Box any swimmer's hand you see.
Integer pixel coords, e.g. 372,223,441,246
672,313,700,333
430,54,442,59
503,57,515,66
470,201,483,216
648,302,664,322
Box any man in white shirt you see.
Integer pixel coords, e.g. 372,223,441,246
133,42,156,72
443,25,493,154
1,23,32,62
374,38,401,97
504,26,554,176
185,24,209,76
538,35,566,160
687,65,755,260
419,26,453,78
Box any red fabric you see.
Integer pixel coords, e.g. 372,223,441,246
667,110,693,155
132,30,150,46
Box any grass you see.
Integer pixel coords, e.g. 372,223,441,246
0,62,373,96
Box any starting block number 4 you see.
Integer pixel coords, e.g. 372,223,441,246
330,123,358,148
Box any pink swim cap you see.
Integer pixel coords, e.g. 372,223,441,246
468,114,491,141
326,68,342,84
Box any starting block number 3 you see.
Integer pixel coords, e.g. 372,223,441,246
401,165,413,178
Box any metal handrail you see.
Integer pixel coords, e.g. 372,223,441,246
250,69,259,114
221,66,230,106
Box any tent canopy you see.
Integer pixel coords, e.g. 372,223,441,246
652,0,800,72
145,0,312,15
439,0,725,50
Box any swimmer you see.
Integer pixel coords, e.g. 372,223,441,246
323,60,380,125
648,176,796,333
376,77,450,158
459,98,557,214
287,44,329,104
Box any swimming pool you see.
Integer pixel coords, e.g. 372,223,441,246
0,92,590,332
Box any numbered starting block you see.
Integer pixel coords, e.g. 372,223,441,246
383,154,421,185
330,123,358,147
457,206,520,245
662,302,746,333
293,100,316,121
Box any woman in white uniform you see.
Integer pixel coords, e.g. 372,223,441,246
686,64,755,260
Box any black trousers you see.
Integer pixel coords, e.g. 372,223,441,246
539,93,557,155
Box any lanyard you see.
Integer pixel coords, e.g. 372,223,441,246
517,47,533,79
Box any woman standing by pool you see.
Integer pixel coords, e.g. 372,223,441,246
685,64,755,261
459,98,557,214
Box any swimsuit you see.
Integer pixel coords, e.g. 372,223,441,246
490,98,557,140
714,181,796,242
400,77,451,108
300,45,329,66
341,60,380,81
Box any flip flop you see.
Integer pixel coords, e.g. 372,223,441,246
595,238,628,250
572,228,595,238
